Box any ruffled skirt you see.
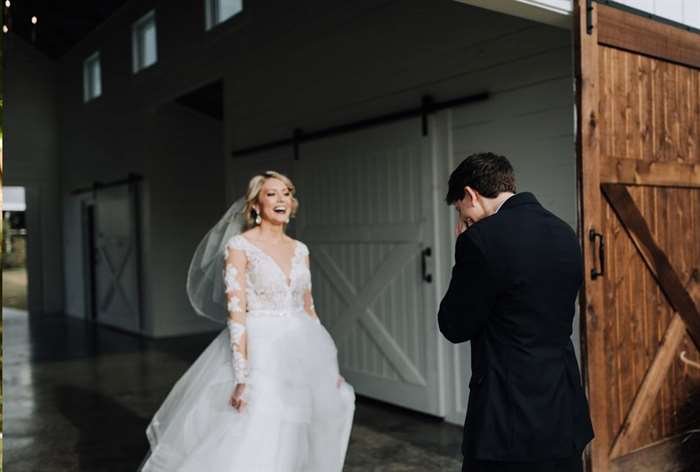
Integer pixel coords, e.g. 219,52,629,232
139,311,355,472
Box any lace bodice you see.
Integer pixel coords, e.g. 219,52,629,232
225,235,311,314
222,234,319,386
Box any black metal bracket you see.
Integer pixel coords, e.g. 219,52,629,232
421,247,433,283
586,0,594,34
589,228,605,280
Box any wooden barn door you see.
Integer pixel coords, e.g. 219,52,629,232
575,2,700,471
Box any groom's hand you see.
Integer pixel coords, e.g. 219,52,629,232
455,219,471,236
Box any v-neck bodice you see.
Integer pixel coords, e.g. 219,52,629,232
240,236,300,288
225,235,311,316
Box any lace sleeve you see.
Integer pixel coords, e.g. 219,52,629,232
302,250,321,323
224,238,249,383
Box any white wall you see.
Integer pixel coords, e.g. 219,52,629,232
57,0,579,340
3,34,64,315
146,104,224,337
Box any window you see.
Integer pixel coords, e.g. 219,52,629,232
132,10,157,73
83,52,102,102
205,0,243,30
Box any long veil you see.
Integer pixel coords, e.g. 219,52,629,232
186,197,247,324
138,197,248,471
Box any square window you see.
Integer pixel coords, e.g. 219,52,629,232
83,52,102,102
205,0,243,30
132,10,158,73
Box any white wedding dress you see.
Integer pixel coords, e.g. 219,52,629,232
140,235,355,472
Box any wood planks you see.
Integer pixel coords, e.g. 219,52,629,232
610,431,700,472
600,184,700,455
602,184,700,349
608,314,687,458
598,46,700,167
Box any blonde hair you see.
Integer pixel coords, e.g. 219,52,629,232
243,171,299,229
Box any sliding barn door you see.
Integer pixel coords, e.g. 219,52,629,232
94,181,144,333
575,2,700,471
294,119,441,415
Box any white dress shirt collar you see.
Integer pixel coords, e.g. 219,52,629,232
495,193,515,213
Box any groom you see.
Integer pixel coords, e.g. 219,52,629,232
438,153,593,472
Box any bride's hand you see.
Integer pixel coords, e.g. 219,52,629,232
230,383,247,412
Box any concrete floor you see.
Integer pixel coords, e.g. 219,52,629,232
2,307,463,472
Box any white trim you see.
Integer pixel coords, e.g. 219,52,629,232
82,51,101,102
132,10,158,73
205,0,243,31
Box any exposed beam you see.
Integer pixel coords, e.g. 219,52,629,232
601,157,700,188
597,3,700,69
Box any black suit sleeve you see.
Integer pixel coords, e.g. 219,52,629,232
438,231,497,344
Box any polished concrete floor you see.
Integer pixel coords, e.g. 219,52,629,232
3,308,463,471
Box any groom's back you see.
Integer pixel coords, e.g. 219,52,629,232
472,195,583,346
463,192,594,461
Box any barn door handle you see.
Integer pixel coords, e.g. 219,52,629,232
421,247,433,283
589,228,605,280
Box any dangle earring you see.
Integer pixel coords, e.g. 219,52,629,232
254,209,262,225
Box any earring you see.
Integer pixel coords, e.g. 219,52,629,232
255,212,262,225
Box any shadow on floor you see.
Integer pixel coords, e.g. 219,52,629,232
3,308,215,364
55,384,150,472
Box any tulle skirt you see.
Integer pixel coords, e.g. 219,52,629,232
139,311,355,472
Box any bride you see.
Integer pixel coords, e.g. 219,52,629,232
139,171,355,471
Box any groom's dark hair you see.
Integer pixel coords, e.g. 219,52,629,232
445,152,516,204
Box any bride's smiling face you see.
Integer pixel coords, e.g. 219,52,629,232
255,178,293,225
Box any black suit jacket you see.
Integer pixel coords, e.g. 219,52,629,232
438,192,594,461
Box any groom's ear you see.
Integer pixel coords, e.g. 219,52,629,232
464,186,479,205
